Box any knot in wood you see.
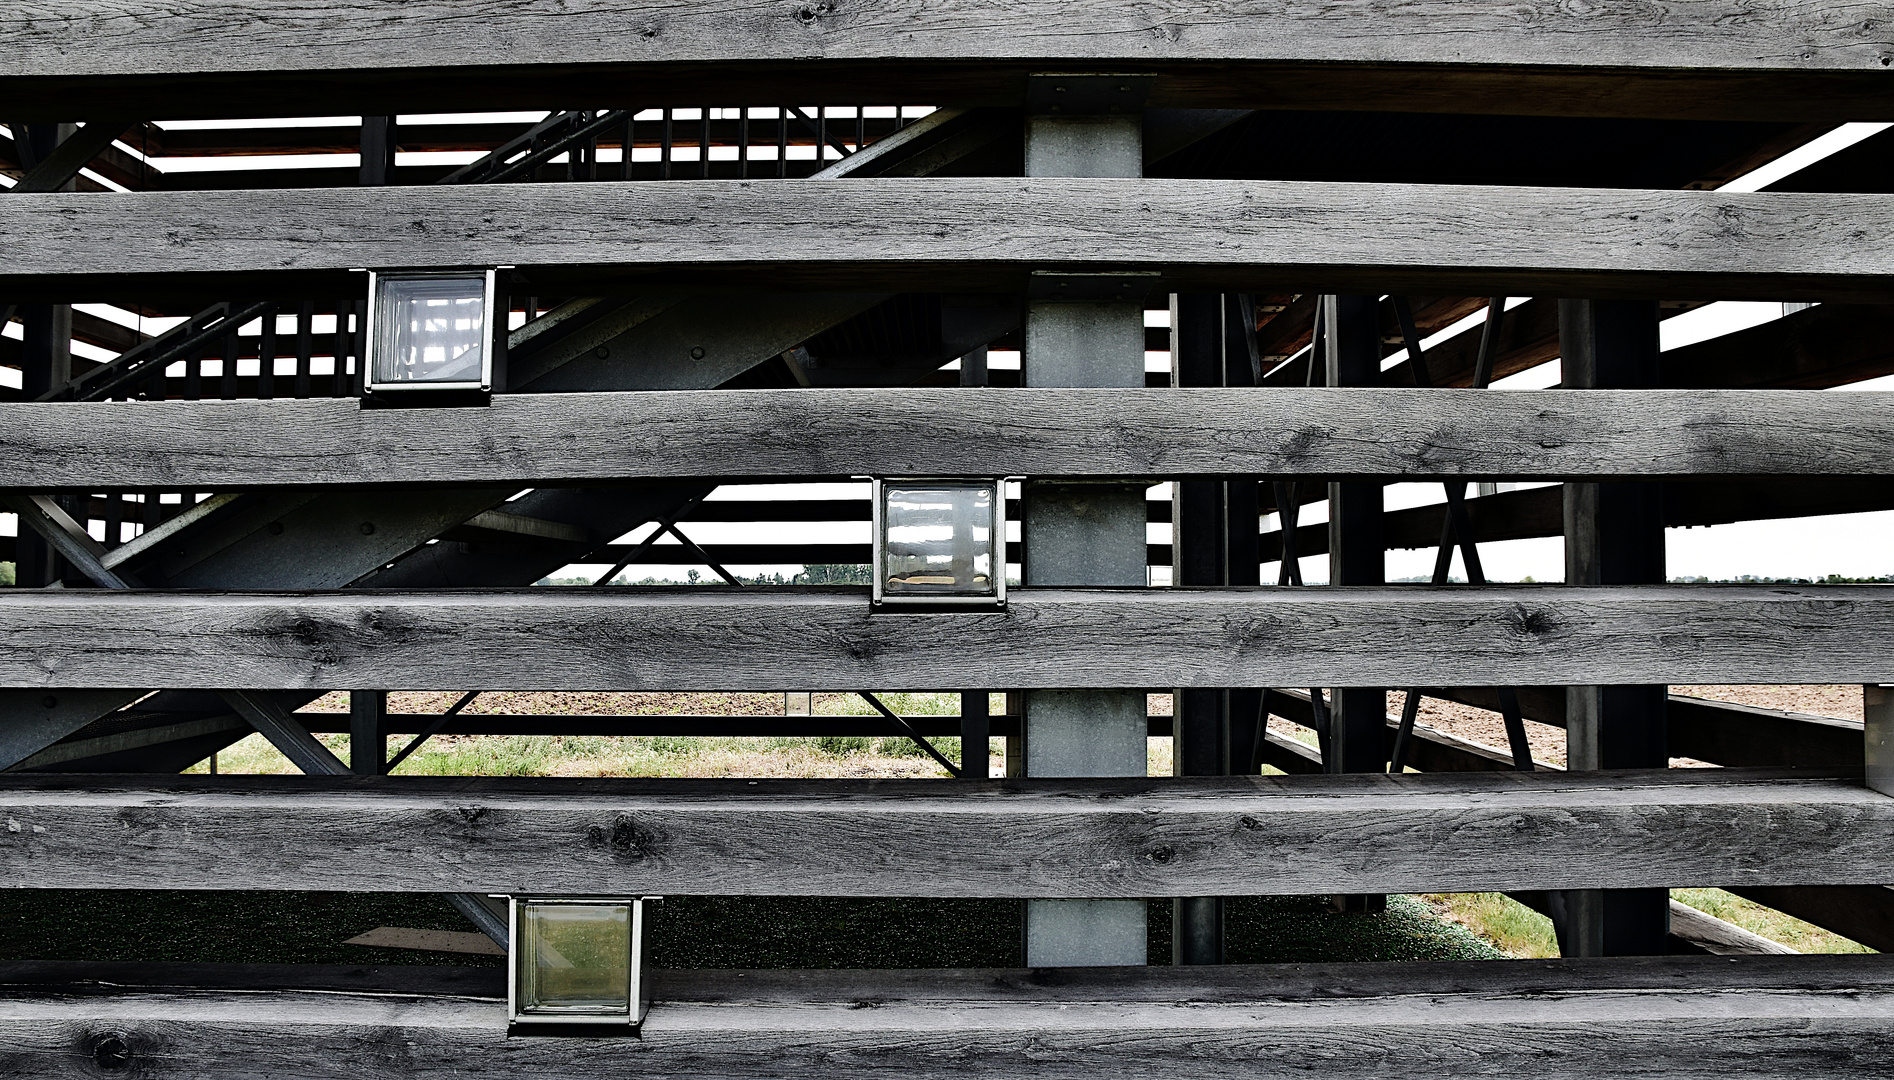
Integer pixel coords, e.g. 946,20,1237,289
1275,426,1329,465
457,806,490,826
589,815,657,860
1505,604,1561,638
86,1031,134,1071
1238,815,1263,832
793,2,836,26
1146,844,1175,865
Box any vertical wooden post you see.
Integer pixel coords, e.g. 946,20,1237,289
1220,294,1264,776
1170,291,1226,964
1323,295,1386,775
1555,298,1670,957
1322,293,1389,916
959,692,990,780
359,117,397,187
349,690,387,776
1019,73,1151,969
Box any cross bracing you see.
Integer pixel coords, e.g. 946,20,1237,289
4,2,1894,1071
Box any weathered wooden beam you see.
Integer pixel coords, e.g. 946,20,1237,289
1665,303,1894,389
5,180,1892,301
1432,686,1867,770
5,1,1890,123
1262,479,1894,562
0,768,1888,896
9,955,1894,1079
7,955,1894,1079
6,585,1894,691
1730,886,1894,953
11,387,1894,490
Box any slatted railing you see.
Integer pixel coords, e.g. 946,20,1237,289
4,2,1894,1073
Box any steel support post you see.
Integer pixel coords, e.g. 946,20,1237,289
1019,73,1150,968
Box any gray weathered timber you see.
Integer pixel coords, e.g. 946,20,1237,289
5,180,1893,300
10,388,1894,489
1432,686,1867,769
1263,479,1894,563
11,1,1882,79
10,962,1894,1080
4,1,1889,123
7,586,1894,691
0,956,1889,1079
1668,899,1797,956
0,769,1888,896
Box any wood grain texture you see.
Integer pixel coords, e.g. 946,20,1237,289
0,769,1887,896
8,585,1894,690
5,179,1893,300
10,388,1894,489
14,1,1888,77
7,956,1894,1079
4,2,1890,123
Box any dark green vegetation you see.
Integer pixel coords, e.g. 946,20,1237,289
0,891,1499,968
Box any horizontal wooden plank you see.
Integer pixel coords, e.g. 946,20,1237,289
1262,479,1894,562
6,1,1889,123
5,179,1892,301
1427,686,1867,769
16,713,1037,771
0,960,505,1000
11,388,1894,488
16,1,1883,81
8,585,1894,691
7,954,1894,1079
0,768,1887,896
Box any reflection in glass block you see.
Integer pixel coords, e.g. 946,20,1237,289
372,274,488,387
517,902,632,1016
881,482,996,599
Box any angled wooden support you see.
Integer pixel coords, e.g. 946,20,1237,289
7,119,132,193
217,691,347,777
0,494,131,588
1263,479,1894,564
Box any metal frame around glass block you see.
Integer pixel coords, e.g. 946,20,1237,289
871,477,1006,607
507,895,650,1031
364,268,498,394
